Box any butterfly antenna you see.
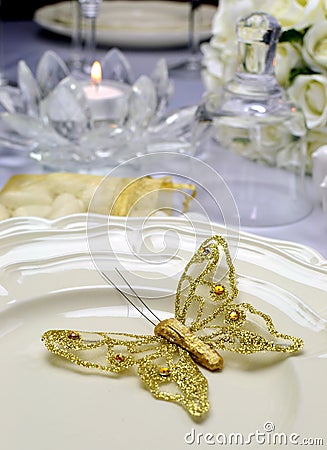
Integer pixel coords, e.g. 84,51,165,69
115,267,161,323
100,270,158,327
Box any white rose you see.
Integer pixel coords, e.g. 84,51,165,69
268,0,325,30
201,44,225,93
306,127,327,155
303,20,327,73
201,42,238,86
288,74,327,129
275,42,303,87
201,68,223,95
305,128,327,173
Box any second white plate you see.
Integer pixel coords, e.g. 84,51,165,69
34,1,216,48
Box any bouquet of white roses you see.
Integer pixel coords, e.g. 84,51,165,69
201,0,327,170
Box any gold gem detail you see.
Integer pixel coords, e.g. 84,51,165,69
67,331,80,340
214,284,225,295
114,353,125,362
159,367,170,377
229,310,240,321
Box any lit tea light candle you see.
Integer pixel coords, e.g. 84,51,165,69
82,61,130,124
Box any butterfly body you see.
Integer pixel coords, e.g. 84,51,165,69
154,317,224,371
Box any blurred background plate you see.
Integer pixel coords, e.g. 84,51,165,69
34,1,216,48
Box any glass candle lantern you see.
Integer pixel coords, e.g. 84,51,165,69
193,12,312,227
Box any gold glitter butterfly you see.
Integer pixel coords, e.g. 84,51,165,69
41,236,303,417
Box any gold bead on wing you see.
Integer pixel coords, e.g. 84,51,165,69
214,284,225,295
114,353,125,362
67,331,80,340
224,306,246,326
159,367,170,377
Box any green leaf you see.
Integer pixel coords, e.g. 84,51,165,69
289,67,316,84
279,29,305,45
232,137,251,145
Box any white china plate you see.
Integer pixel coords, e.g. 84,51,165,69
34,1,216,48
0,215,326,449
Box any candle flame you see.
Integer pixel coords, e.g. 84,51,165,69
91,61,102,85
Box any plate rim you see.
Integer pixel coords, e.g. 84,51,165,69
0,213,326,270
0,215,326,323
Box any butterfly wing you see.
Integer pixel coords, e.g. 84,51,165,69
41,329,161,373
41,329,209,416
175,235,238,332
137,342,209,417
203,302,304,354
174,235,303,354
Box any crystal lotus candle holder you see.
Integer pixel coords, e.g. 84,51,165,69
0,49,194,171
